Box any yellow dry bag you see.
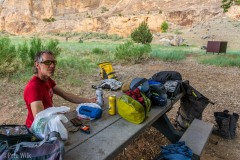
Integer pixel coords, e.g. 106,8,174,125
98,62,117,79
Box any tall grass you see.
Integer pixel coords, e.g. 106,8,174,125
0,37,17,74
115,41,152,63
150,45,198,61
2,35,240,85
198,54,240,67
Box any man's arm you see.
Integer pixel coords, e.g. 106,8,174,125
30,101,44,118
53,86,96,104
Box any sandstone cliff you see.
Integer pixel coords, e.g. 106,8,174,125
0,0,228,36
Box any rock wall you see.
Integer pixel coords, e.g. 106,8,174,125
0,0,235,36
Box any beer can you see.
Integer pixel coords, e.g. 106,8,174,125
108,95,116,115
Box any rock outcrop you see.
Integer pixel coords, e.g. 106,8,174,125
0,0,238,36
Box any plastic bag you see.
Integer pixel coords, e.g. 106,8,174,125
46,114,69,140
31,106,70,140
76,103,102,120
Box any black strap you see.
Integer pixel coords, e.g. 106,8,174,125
131,78,147,91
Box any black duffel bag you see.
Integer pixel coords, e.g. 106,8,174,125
150,71,182,83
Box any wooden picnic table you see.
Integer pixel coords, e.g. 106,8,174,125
64,92,184,160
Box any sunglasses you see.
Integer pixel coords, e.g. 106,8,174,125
40,60,57,66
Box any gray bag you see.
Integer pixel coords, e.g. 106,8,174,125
0,131,64,160
164,80,181,99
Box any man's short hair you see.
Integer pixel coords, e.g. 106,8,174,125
33,50,55,74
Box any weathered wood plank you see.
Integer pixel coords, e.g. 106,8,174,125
179,119,214,158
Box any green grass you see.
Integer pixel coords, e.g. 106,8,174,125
58,41,119,55
150,44,200,61
2,35,240,85
198,54,240,67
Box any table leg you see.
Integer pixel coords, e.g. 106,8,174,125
152,114,183,143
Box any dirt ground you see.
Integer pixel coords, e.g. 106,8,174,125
0,55,240,160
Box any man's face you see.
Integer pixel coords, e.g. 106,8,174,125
36,53,56,80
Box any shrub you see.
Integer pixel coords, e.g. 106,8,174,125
235,0,240,5
0,37,17,74
221,0,233,12
92,48,104,54
115,41,151,63
42,17,56,22
161,21,169,33
101,7,109,13
17,37,61,68
131,20,153,44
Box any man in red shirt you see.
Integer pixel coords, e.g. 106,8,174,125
24,50,96,128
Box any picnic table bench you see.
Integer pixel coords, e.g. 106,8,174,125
64,90,213,160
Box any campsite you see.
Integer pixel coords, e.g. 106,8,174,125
1,0,240,159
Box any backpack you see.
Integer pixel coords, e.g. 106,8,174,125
130,77,151,97
98,62,117,80
164,80,182,99
130,78,149,92
150,71,182,83
0,131,64,160
0,125,34,146
148,80,167,107
214,110,239,139
175,81,214,130
117,89,151,124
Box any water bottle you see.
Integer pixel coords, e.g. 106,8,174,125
96,88,104,107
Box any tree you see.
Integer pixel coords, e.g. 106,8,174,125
221,0,234,12
221,0,240,12
131,20,153,44
161,21,169,33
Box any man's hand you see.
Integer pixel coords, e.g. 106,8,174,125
88,97,97,103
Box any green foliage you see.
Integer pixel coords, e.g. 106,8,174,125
151,49,188,61
45,39,61,57
50,32,123,41
115,41,152,63
221,0,233,12
92,48,104,54
198,54,240,67
0,37,17,74
42,17,56,22
150,44,197,61
161,21,169,33
17,37,61,68
78,39,83,43
101,7,109,13
131,21,153,44
234,0,240,4
17,41,29,67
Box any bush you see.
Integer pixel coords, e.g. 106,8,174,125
101,7,109,13
17,37,61,68
161,21,169,33
236,0,240,5
0,37,17,74
115,41,152,63
92,48,104,54
221,0,233,12
131,21,153,44
42,17,56,22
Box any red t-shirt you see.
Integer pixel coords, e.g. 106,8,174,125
24,76,56,128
